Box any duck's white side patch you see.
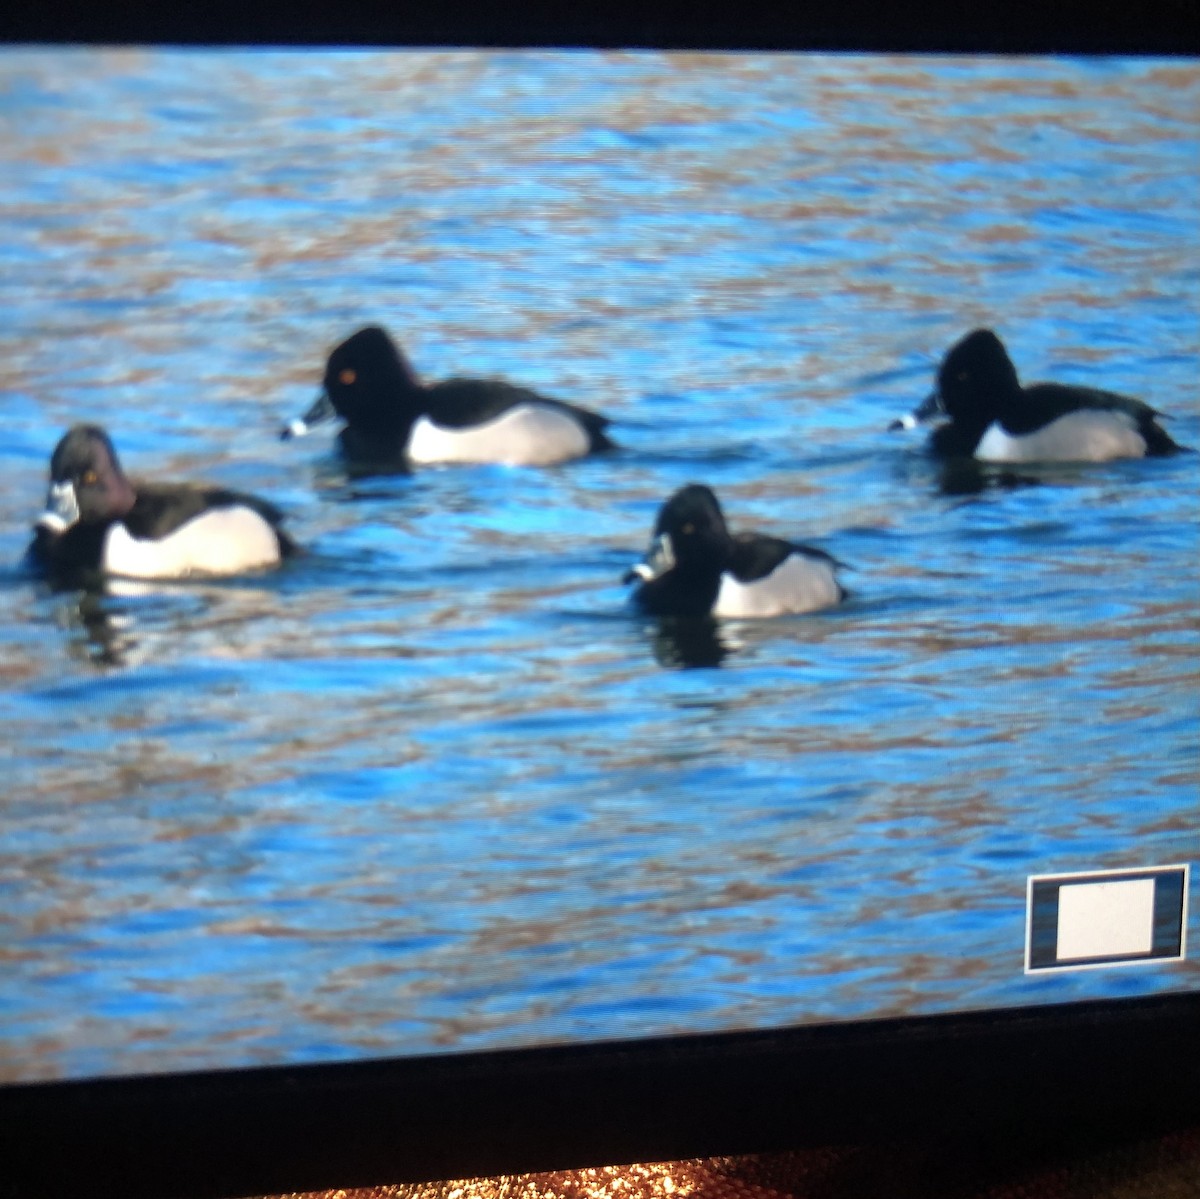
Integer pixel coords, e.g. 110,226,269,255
713,555,841,619
103,507,282,579
407,404,590,466
976,410,1146,463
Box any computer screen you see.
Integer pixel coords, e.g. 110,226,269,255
1,30,1196,1199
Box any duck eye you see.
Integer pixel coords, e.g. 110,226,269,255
957,370,969,382
339,368,357,386
81,469,99,486
681,522,695,535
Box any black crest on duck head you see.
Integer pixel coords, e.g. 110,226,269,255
322,326,422,420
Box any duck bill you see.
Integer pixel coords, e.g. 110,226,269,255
888,388,946,432
280,391,336,440
36,480,80,534
622,532,675,585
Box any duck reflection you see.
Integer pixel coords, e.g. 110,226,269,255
44,575,286,670
937,458,1033,496
892,454,1045,498
49,587,136,667
935,457,1107,496
646,617,731,669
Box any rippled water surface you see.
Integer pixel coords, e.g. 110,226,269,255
1,50,1197,1082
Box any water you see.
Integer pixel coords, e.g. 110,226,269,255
0,49,1197,1083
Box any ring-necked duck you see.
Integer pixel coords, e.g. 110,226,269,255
890,328,1186,462
281,325,615,468
624,484,845,619
30,425,295,582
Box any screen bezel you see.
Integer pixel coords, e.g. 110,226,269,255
1,4,1197,1197
2,994,1197,1198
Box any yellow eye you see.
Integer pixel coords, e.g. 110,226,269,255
339,368,357,386
681,522,695,535
81,469,99,486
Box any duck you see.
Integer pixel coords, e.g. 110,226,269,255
281,325,615,469
624,484,845,619
890,328,1186,462
29,424,295,583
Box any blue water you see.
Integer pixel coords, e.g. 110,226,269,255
0,49,1197,1082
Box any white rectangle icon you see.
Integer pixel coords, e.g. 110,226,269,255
1025,864,1189,973
1056,878,1156,961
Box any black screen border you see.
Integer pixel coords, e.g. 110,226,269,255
1,993,1197,1198
1,0,1198,54
1,4,1197,1197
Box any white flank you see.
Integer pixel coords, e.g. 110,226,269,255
103,507,282,578
713,555,841,619
975,410,1146,463
407,404,591,466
